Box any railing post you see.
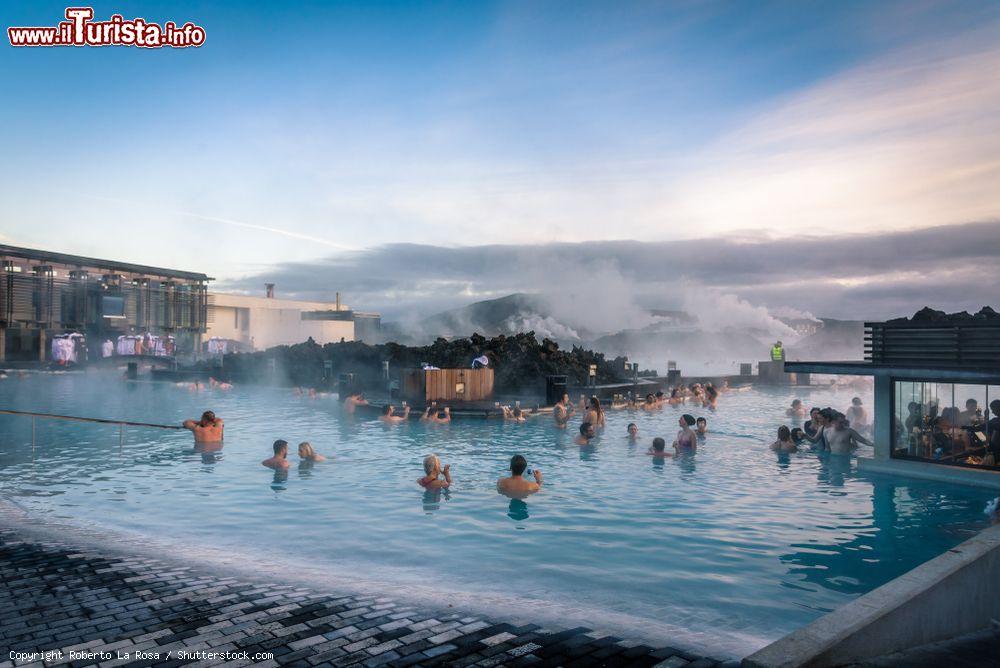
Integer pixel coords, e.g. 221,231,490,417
120,423,125,450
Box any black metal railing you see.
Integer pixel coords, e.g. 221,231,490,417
865,321,1000,368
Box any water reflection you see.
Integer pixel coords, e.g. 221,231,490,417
270,469,288,491
816,453,853,487
507,498,529,521
422,488,450,513
779,477,981,597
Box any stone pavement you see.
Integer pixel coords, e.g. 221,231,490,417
0,526,733,668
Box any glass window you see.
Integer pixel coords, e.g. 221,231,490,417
892,381,999,469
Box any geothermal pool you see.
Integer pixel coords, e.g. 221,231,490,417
0,373,995,656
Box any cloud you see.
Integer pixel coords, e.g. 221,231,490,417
217,219,1000,322
654,27,1000,239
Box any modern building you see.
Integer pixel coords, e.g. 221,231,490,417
205,287,381,351
0,244,211,361
786,315,1000,488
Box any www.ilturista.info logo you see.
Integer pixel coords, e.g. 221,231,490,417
8,7,206,48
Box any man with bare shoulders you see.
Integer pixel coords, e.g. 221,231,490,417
380,404,410,423
553,393,575,428
342,392,369,414
497,454,543,497
182,411,224,443
262,439,290,470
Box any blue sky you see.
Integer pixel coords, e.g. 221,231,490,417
1,1,999,312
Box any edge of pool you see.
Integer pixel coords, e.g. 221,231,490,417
743,521,1000,668
0,497,757,660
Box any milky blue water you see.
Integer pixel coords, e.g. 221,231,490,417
0,372,994,655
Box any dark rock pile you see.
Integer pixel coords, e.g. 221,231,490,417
888,306,1000,324
200,331,626,392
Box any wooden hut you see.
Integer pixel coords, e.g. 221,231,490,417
400,367,494,405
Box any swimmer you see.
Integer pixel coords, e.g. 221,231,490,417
418,454,451,490
553,393,575,429
703,383,718,409
696,417,708,435
654,391,666,406
381,404,411,423
578,394,588,414
182,411,224,443
293,387,303,397
342,391,369,414
846,397,868,430
641,393,658,411
497,454,543,497
575,421,596,446
298,442,326,462
823,414,873,455
673,415,697,454
421,405,451,424
790,427,807,445
262,439,290,470
586,397,606,429
771,426,798,453
502,406,526,423
668,388,684,405
787,399,807,418
627,423,639,439
308,388,317,399
803,408,824,441
648,437,672,458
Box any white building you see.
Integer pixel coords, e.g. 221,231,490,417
205,288,380,351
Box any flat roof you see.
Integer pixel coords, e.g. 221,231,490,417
785,360,1000,383
0,244,212,282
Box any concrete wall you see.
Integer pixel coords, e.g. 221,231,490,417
859,457,1000,490
744,523,1000,668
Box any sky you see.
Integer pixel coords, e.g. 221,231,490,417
1,0,999,321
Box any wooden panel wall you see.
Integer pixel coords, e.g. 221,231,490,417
423,368,494,402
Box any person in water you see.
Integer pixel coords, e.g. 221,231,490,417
802,413,872,455
668,387,684,405
380,404,410,423
803,408,824,440
586,397,606,429
791,427,807,445
696,417,708,436
771,426,798,453
648,437,671,458
497,454,543,497
627,423,639,439
342,391,369,414
787,399,807,417
575,422,596,446
846,397,868,430
673,415,697,453
418,454,451,490
262,439,290,470
502,405,526,423
703,383,719,409
182,411,224,443
421,405,451,424
298,442,326,462
553,393,575,428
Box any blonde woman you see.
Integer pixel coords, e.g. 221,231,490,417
298,442,326,462
418,454,451,490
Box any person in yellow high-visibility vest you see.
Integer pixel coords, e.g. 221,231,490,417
771,340,785,361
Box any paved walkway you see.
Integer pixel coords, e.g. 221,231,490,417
0,526,732,668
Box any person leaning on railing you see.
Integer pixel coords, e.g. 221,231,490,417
182,410,224,443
